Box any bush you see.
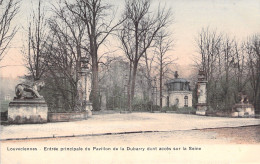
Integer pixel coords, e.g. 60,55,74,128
162,106,196,114
151,105,160,111
132,101,160,111
176,107,197,114
171,105,178,111
162,106,171,112
132,103,149,111
162,105,178,112
113,107,122,111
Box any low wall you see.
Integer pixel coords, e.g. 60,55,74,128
206,111,255,118
48,112,88,122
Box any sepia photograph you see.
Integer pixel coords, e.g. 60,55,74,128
0,0,260,163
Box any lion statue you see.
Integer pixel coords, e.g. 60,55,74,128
238,92,249,104
15,80,45,99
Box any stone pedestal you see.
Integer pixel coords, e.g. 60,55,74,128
196,104,207,115
85,102,93,116
238,111,244,117
8,98,48,124
231,103,255,117
231,112,239,117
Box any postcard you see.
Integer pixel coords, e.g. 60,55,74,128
1,0,259,163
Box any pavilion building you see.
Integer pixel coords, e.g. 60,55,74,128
162,71,192,108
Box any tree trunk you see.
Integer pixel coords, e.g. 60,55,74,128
144,52,152,102
91,47,100,111
159,60,163,111
255,59,260,113
127,62,132,111
129,61,138,112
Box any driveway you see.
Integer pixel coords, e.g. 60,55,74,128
1,113,259,140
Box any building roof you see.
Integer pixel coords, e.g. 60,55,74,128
166,78,189,84
165,71,190,84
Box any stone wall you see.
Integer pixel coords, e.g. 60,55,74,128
48,112,88,122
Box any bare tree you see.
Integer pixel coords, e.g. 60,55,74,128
63,0,124,111
24,0,47,81
142,48,155,102
232,40,248,101
0,0,19,63
118,0,172,111
154,30,174,111
41,1,89,112
221,35,236,110
196,27,222,81
196,27,223,109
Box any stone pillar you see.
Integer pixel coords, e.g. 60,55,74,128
78,57,92,116
196,70,208,115
85,71,92,116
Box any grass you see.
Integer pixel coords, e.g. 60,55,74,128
176,107,197,114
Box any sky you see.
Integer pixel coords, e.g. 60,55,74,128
0,0,260,78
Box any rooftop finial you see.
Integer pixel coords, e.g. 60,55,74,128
174,71,179,79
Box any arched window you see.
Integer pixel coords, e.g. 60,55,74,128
175,98,179,106
184,96,188,107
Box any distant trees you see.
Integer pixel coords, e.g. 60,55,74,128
196,27,260,113
99,56,157,111
0,0,20,63
99,57,129,110
243,35,260,113
118,0,172,111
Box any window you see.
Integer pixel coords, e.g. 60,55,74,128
175,98,179,106
167,96,169,107
184,96,188,107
